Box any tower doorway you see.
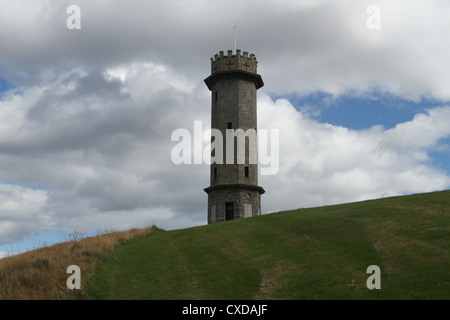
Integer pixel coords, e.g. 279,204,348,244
225,202,234,221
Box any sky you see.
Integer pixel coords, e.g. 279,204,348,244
1,0,450,256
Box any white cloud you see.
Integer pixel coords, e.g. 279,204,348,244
384,107,450,150
0,61,210,245
0,0,450,246
0,0,449,100
0,184,51,244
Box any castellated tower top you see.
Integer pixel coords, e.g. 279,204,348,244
210,49,258,73
205,49,264,91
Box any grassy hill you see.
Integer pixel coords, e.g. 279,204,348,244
88,190,450,300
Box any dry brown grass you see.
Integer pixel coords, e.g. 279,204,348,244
0,225,161,300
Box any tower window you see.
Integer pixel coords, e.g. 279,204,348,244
214,167,217,180
245,166,249,178
211,136,216,157
227,122,232,129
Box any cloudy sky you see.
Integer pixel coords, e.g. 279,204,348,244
1,0,450,255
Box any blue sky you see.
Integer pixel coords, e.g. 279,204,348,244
284,92,439,130
0,230,65,256
1,0,450,256
0,75,13,93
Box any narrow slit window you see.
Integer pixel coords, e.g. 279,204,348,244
211,136,216,157
214,167,217,180
227,122,232,129
245,166,249,178
215,92,218,103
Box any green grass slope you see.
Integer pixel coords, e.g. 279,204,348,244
89,190,450,300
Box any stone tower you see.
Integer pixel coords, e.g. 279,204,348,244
204,49,265,224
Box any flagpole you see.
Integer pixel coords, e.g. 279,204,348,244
234,23,237,54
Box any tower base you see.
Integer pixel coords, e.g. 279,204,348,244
204,184,265,224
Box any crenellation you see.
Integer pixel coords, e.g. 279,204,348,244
210,49,259,75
